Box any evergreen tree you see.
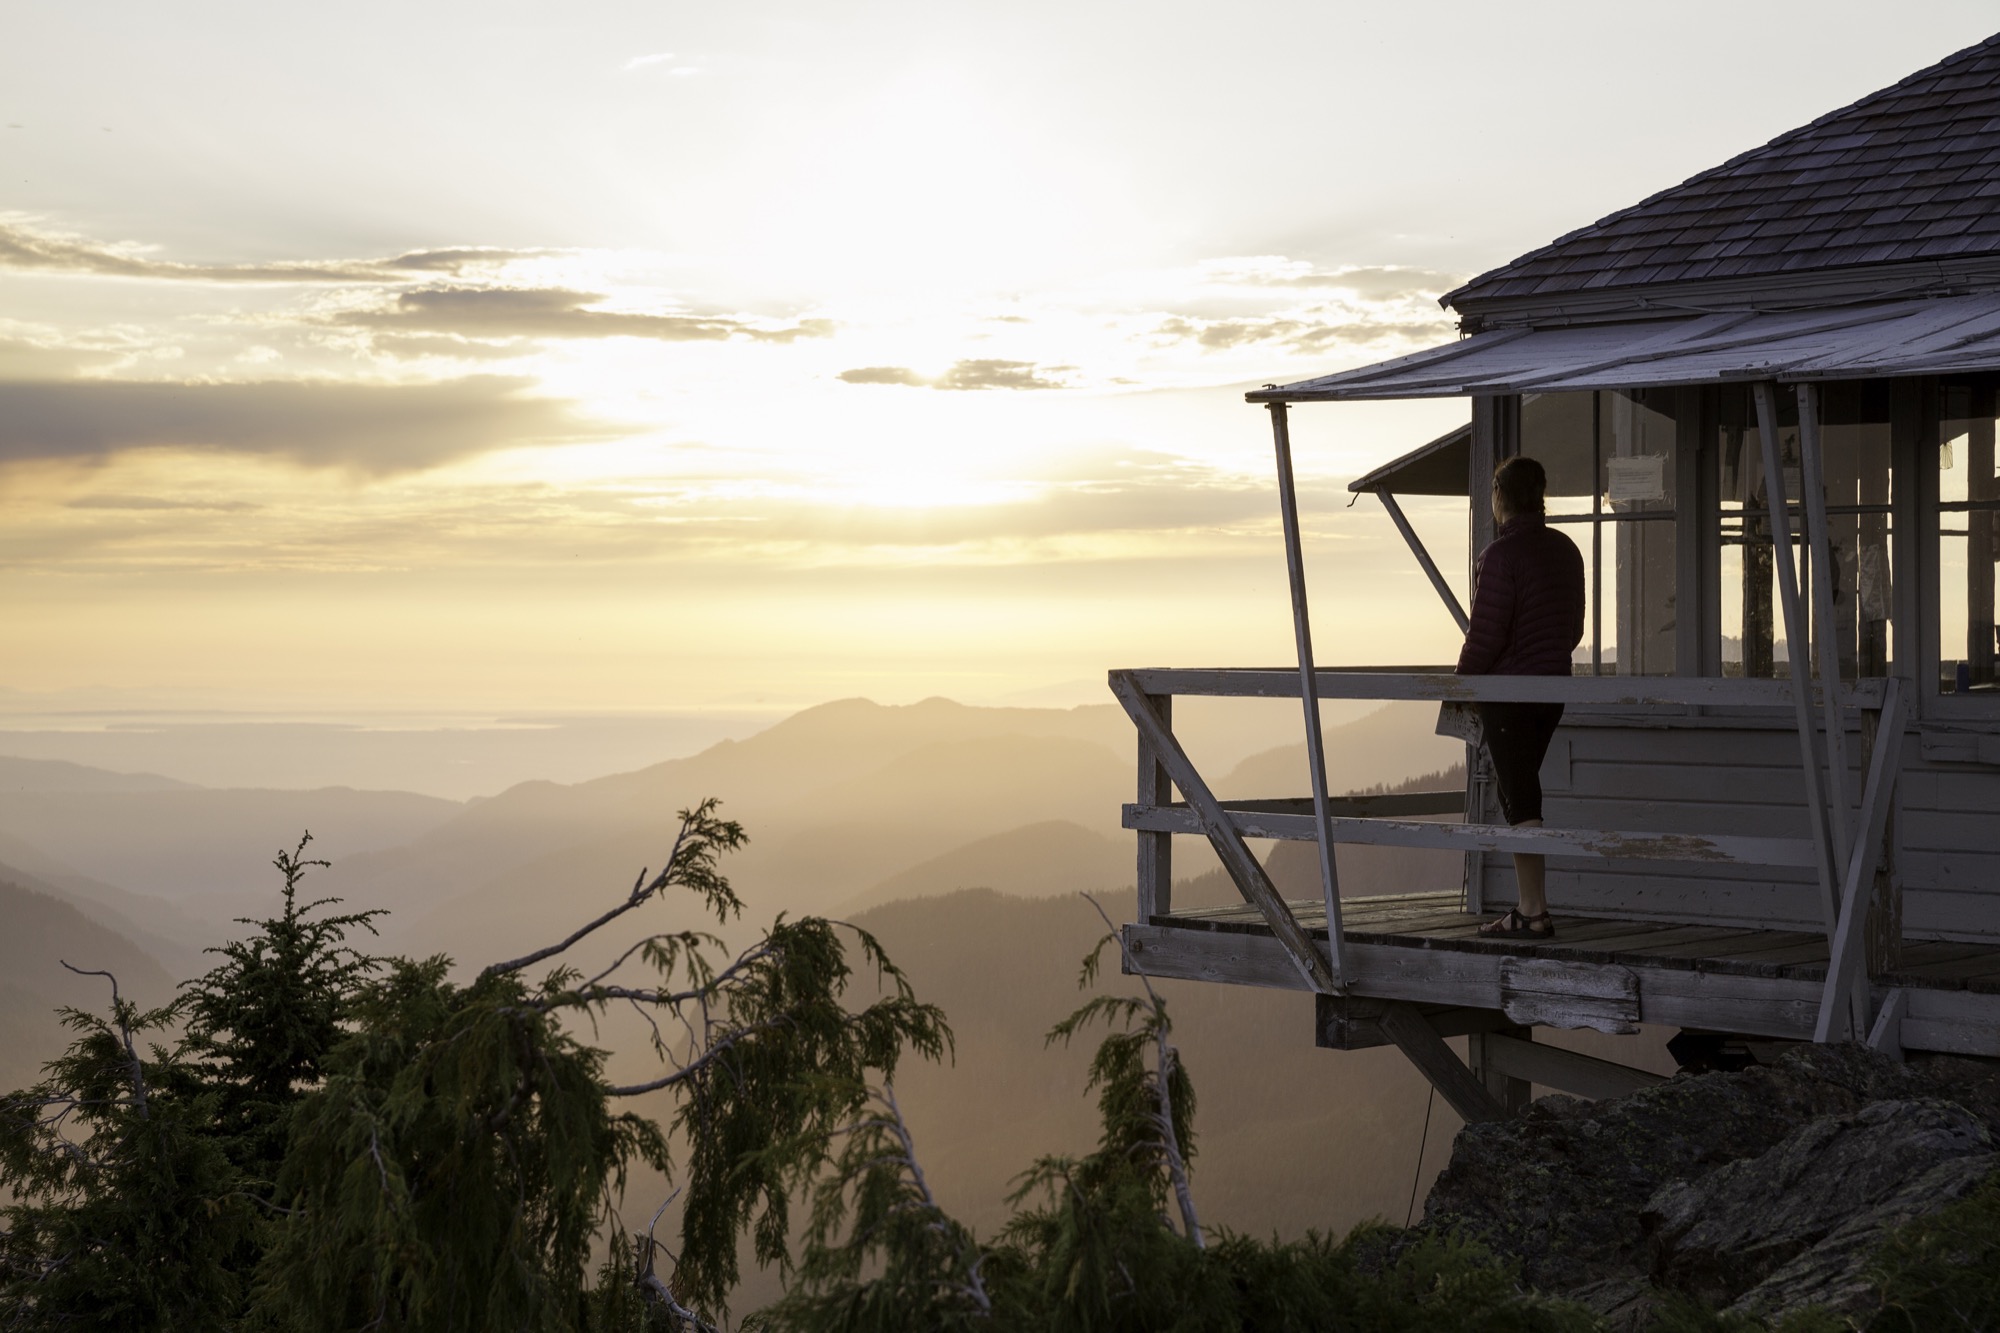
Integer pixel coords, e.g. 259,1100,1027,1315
178,832,385,1185
250,799,950,1331
0,970,256,1330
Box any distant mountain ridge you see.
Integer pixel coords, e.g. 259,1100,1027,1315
0,754,195,793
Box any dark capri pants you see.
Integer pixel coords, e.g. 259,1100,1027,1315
1476,702,1564,826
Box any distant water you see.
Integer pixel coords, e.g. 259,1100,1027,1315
0,707,789,801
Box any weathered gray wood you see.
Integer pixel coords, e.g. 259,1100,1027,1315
1120,667,1884,709
1797,383,1856,881
1314,995,1517,1051
1500,957,1642,1033
1135,691,1173,921
1754,381,1846,942
1867,988,1908,1062
1864,708,1903,976
1124,797,1465,836
1123,924,1829,1041
1377,1001,1509,1123
1480,1032,1666,1100
1917,729,2000,766
1270,401,1349,980
1109,671,1339,993
1124,803,1818,867
1816,678,1907,1043
1466,1029,1534,1115
1156,792,1465,819
1550,925,1764,962
1376,490,1470,632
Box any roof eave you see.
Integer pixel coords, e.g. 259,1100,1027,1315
1448,256,2000,330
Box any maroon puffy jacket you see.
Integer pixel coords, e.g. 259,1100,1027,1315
1456,516,1586,676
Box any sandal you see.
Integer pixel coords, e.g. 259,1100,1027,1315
1480,908,1555,940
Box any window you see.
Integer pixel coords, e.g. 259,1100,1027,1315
1717,384,1894,683
1938,380,1999,695
1520,390,1677,675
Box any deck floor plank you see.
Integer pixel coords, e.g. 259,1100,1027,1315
1147,893,2000,995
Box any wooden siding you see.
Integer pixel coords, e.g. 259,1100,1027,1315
1484,710,2000,942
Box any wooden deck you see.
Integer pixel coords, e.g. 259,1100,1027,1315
1124,891,2000,1057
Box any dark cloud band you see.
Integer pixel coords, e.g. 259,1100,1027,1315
0,376,610,473
345,287,832,344
0,222,536,284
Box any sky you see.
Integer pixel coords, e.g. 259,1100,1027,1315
4,1,1997,743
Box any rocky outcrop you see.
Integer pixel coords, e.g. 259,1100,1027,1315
1419,1044,2000,1322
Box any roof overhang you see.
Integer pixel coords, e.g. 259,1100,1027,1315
1248,293,2000,404
1346,423,1468,495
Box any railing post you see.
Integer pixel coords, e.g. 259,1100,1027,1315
1135,691,1174,922
1269,402,1346,986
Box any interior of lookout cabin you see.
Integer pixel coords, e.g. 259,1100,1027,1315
1108,30,2000,1126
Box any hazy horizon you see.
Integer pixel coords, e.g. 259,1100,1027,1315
7,3,1996,724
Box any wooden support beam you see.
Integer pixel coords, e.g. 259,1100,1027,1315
1466,1030,1534,1116
1478,1033,1666,1101
1314,995,1518,1050
1269,402,1349,981
1816,677,1907,1043
1122,803,1817,868
1119,666,1884,709
1143,792,1465,820
1377,1001,1509,1124
1867,989,1908,1063
1108,670,1339,993
1374,490,1470,632
1796,384,1856,876
1134,690,1173,921
1752,380,1845,937
1123,923,1828,1043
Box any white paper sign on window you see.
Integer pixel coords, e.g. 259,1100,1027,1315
1605,455,1667,503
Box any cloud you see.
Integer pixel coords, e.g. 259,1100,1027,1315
1198,257,1461,299
836,360,1074,391
1151,313,1455,354
381,247,551,274
0,336,124,378
344,287,832,344
0,376,612,474
367,333,533,361
66,495,260,511
623,51,675,70
0,220,539,284
837,366,929,387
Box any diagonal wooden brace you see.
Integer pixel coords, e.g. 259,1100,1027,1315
1753,382,1846,937
1109,670,1341,993
1815,677,1906,1043
1377,1002,1508,1123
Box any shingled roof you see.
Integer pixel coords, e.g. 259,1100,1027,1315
1446,32,2000,315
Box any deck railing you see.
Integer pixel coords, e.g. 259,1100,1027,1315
1110,665,1905,1045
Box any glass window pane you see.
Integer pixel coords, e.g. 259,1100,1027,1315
1939,381,1998,692
1715,385,1892,683
1521,391,1596,518
1604,389,1677,514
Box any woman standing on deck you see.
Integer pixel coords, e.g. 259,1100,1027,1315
1459,456,1586,939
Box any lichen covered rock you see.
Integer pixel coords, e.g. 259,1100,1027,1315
1417,1043,2000,1314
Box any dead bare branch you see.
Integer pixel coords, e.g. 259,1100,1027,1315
1077,893,1202,1249
59,961,146,1121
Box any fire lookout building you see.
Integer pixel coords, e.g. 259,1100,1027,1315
1112,33,2000,1122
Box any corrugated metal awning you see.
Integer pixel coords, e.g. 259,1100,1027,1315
1248,293,2000,403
